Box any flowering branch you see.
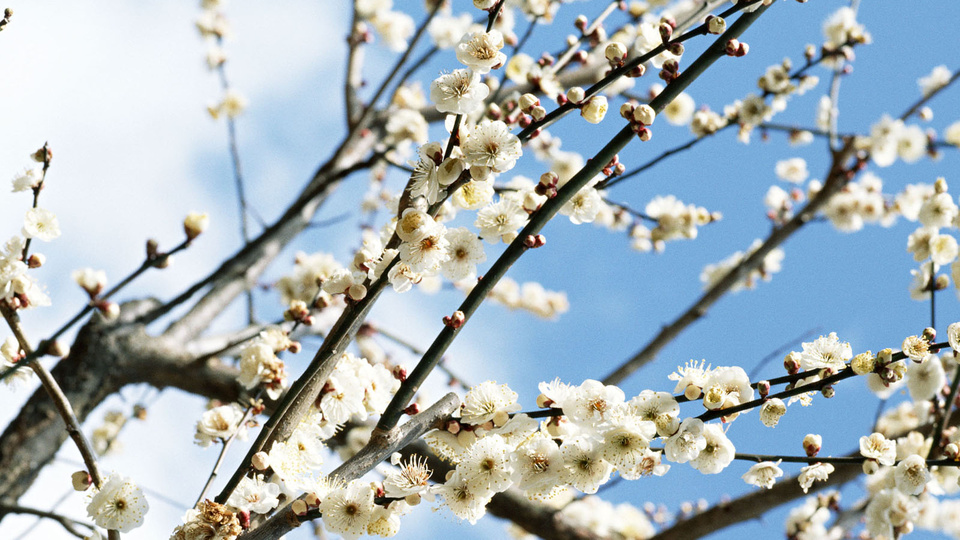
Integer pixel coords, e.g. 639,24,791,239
377,3,775,433
603,138,857,386
517,0,763,141
0,305,115,540
0,237,191,383
240,393,460,540
194,391,262,507
351,1,443,134
20,142,51,262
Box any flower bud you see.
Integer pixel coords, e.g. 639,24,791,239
291,499,308,516
706,15,726,35
935,274,950,290
658,22,672,43
632,104,656,125
251,451,270,470
803,433,822,457
46,340,69,358
944,443,959,459
442,310,466,329
184,212,210,241
580,95,608,124
518,93,539,112
72,268,107,298
405,493,422,506
862,459,880,475
530,105,547,121
604,41,627,63
725,38,741,56
71,470,92,491
146,238,160,259
821,385,835,398
683,384,701,401
566,86,586,104
27,253,44,268
784,351,801,374
99,301,120,321
347,283,367,301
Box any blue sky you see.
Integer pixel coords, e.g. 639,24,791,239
3,0,960,539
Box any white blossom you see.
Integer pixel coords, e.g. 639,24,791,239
475,198,528,244
799,332,852,371
11,168,41,192
194,403,247,447
918,65,951,97
435,471,492,524
663,417,706,463
460,381,521,425
22,207,61,241
441,227,486,281
460,120,521,173
894,454,930,495
861,432,897,466
319,481,376,540
431,69,490,115
457,434,515,493
227,474,281,514
455,30,506,74
86,473,148,533
798,462,834,493
906,354,946,401
742,460,783,489
560,436,612,494
865,488,918,539
690,423,735,474
775,158,809,184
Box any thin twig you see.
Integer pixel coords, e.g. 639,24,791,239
0,503,95,539
194,391,263,506
602,138,856,386
214,35,256,325
0,304,114,540
20,142,51,262
0,238,191,383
